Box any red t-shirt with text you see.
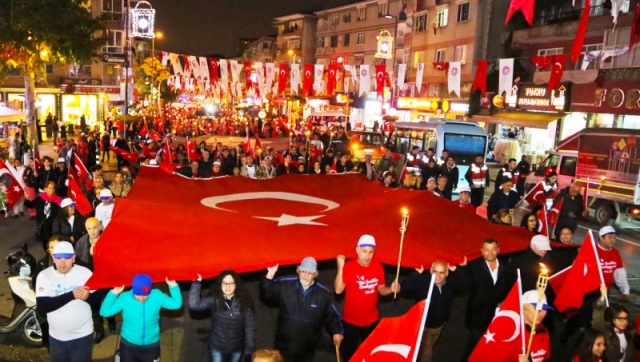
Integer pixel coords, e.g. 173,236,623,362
597,245,623,288
525,326,551,362
342,260,385,326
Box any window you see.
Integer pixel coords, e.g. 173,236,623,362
378,2,389,17
454,45,467,65
415,14,427,32
288,39,301,50
435,49,446,63
357,7,367,21
46,65,53,74
354,54,364,65
262,42,270,50
103,29,124,53
330,36,338,48
356,32,365,44
70,64,92,78
537,47,564,56
457,3,470,22
331,15,340,27
559,157,577,177
343,11,351,23
534,154,560,176
344,33,350,46
435,8,449,27
102,0,124,21
317,37,326,48
601,28,640,69
575,43,603,70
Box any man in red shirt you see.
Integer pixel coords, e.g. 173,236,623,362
452,186,476,214
334,234,400,361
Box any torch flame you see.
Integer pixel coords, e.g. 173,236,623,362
401,208,409,215
539,263,549,275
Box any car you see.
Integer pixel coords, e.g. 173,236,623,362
349,131,386,163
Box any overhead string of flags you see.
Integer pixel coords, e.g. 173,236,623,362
153,2,639,102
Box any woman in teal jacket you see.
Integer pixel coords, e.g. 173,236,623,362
100,274,182,361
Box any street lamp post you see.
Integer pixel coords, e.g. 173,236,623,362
151,31,163,109
384,12,399,106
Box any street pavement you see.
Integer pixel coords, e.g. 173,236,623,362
1,136,639,361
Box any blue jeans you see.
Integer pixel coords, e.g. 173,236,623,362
49,334,93,362
119,338,160,362
210,348,242,362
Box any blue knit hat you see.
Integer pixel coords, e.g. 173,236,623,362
132,274,153,296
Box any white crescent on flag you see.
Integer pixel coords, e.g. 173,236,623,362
494,310,520,342
364,344,412,360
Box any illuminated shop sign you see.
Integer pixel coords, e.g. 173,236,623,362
516,84,569,112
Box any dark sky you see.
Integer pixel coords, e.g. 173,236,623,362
151,0,356,58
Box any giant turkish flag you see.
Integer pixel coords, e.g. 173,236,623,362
86,168,532,289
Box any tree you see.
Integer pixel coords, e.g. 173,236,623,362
134,56,171,110
0,0,104,149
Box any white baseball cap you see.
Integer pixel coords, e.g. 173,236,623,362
521,290,553,310
598,225,618,236
357,234,376,248
531,235,551,251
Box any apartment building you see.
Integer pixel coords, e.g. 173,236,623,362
273,13,318,65
244,37,277,63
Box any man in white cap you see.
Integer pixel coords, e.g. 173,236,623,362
518,290,552,362
452,185,476,214
560,225,630,342
335,234,400,361
95,189,114,229
510,235,553,292
260,257,343,362
35,241,95,362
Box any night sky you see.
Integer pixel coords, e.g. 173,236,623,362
151,0,357,58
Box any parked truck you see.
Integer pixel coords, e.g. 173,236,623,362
525,128,640,227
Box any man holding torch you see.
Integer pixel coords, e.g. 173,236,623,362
519,290,553,362
334,234,400,361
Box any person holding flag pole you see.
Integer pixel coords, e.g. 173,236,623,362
522,264,552,362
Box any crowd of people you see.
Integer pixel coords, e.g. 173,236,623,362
3,113,639,362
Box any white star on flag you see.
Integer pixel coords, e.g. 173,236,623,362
483,330,496,343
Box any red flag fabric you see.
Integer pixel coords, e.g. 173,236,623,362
630,4,640,50
243,61,253,88
531,55,552,70
302,64,313,97
524,181,546,207
150,130,162,142
351,296,430,362
469,280,524,362
472,60,488,94
547,54,566,93
375,65,386,100
536,207,549,237
67,176,93,217
547,198,564,233
432,62,449,71
549,231,604,313
73,153,93,190
0,159,25,209
85,169,533,289
162,140,172,164
121,150,141,164
327,64,337,96
506,0,534,25
139,122,149,137
243,128,250,153
186,137,198,162
571,0,591,62
277,63,288,95
254,133,262,151
208,58,219,84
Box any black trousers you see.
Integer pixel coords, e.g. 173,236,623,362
342,320,379,361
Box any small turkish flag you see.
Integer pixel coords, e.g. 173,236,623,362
472,60,488,94
524,181,547,207
208,58,219,84
549,231,603,313
547,54,566,92
327,64,337,96
531,55,552,70
469,279,524,361
139,122,149,137
432,62,449,72
150,130,162,142
162,139,172,164
375,64,386,100
73,153,93,190
547,197,564,234
67,176,93,216
277,63,288,95
351,276,433,362
0,159,25,210
243,61,252,88
536,206,549,237
302,64,313,97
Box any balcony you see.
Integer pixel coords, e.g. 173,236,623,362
512,7,615,47
280,26,302,39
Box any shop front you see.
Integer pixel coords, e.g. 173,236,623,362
395,97,469,122
472,83,569,164
59,84,121,130
570,79,640,136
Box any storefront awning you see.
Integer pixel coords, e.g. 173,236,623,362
472,110,563,129
0,106,25,122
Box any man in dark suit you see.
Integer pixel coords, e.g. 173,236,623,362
438,156,459,197
486,177,520,220
458,238,511,361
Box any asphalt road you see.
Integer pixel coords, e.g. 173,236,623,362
0,137,639,361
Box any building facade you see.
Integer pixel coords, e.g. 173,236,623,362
273,13,318,65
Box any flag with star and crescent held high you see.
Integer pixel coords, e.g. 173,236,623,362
0,159,25,210
85,168,533,289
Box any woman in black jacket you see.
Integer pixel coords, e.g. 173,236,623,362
189,270,255,362
51,198,86,243
23,181,62,250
